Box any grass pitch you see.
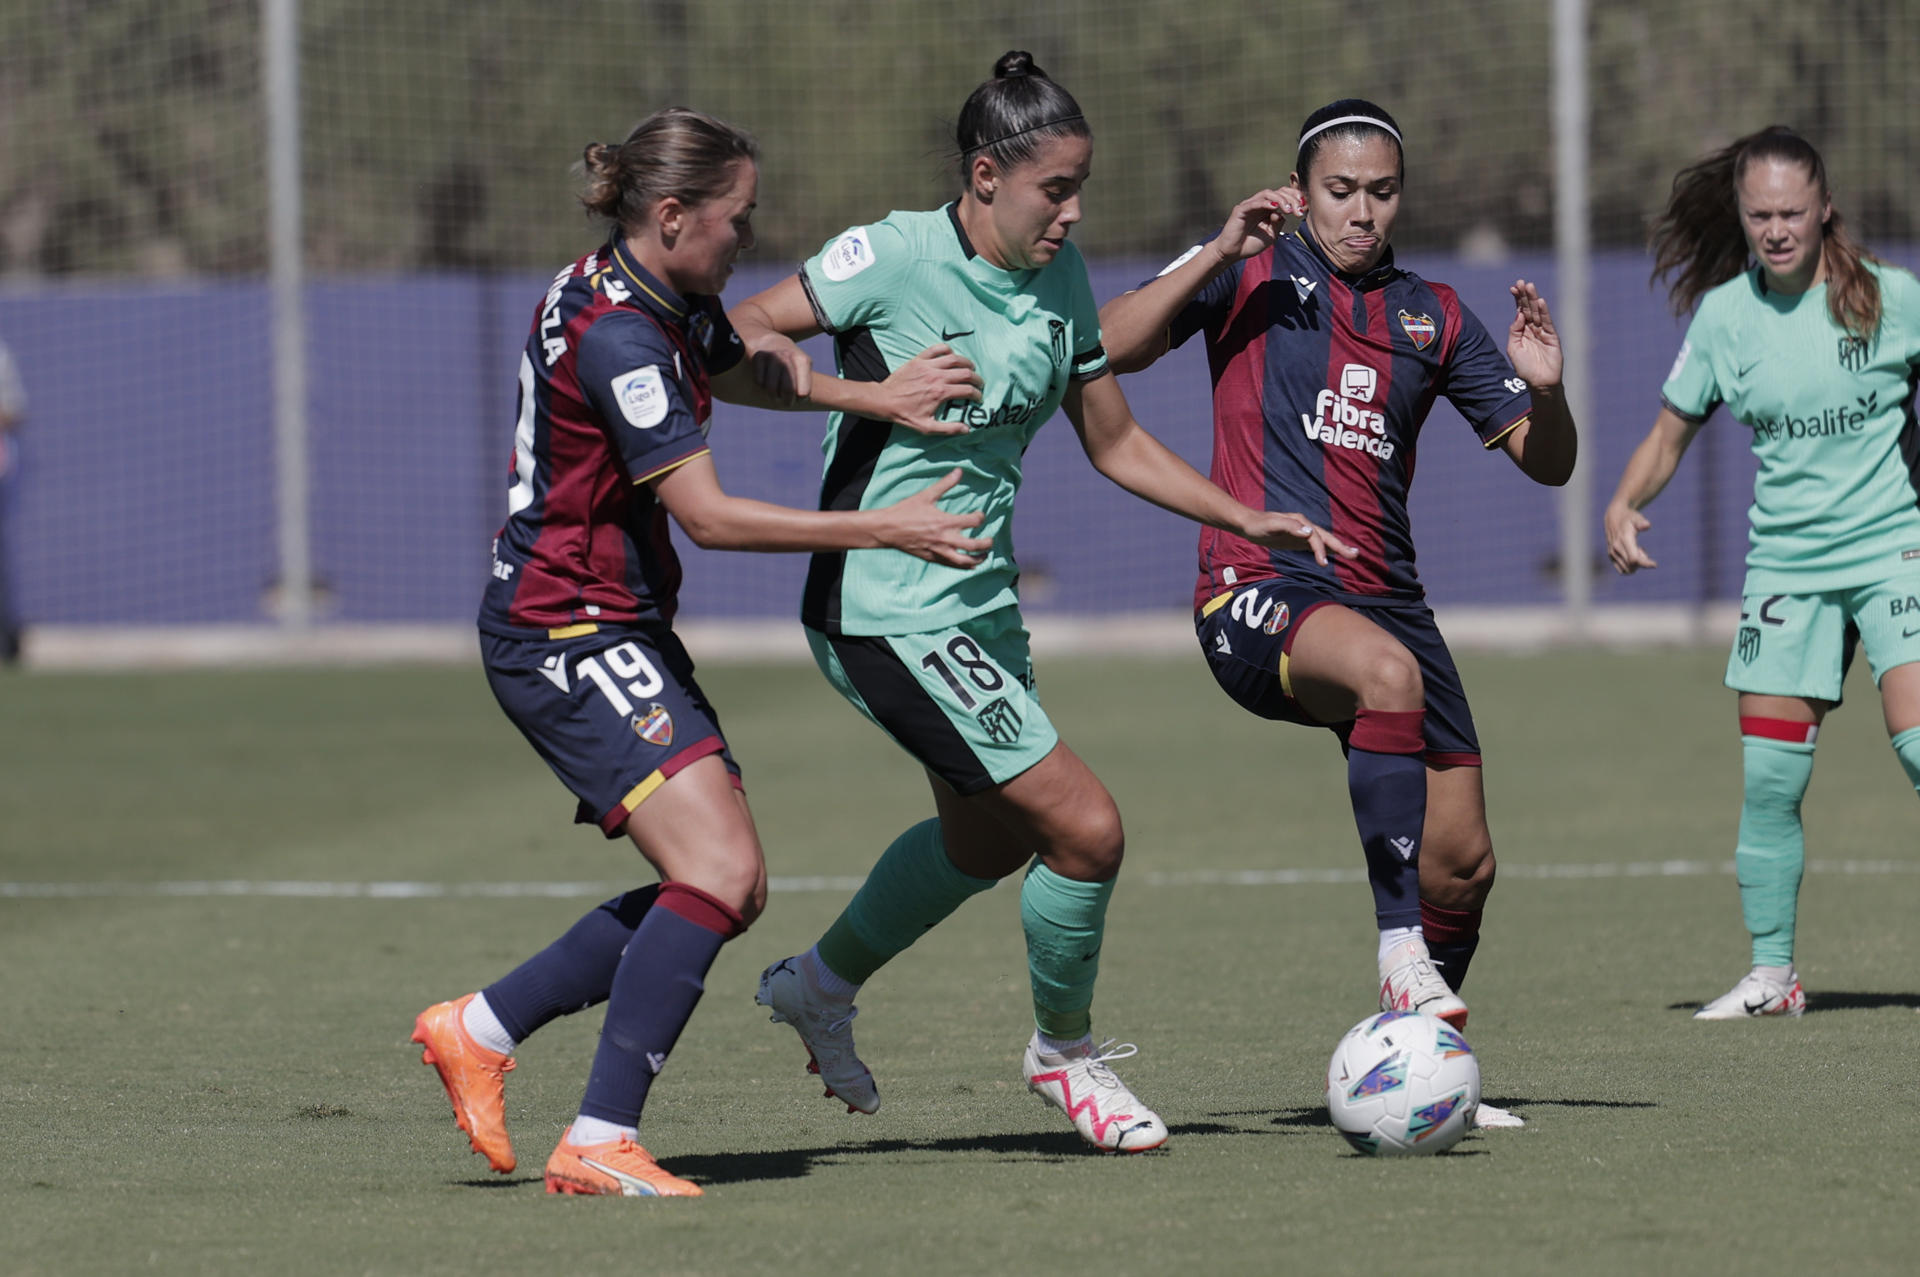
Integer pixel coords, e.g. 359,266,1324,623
4,647,1918,1275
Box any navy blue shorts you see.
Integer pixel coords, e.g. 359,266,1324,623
1195,581,1482,765
481,626,741,838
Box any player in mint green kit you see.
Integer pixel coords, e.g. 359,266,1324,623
1606,126,1920,1020
730,51,1352,1152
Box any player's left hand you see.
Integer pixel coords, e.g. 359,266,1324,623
1507,280,1563,389
746,334,813,405
1240,510,1360,564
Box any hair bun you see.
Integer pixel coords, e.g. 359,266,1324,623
993,50,1041,79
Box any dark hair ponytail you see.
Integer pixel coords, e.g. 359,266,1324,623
1650,125,1880,336
1296,99,1404,182
579,106,758,234
953,51,1090,184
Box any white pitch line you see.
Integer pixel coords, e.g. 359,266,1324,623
2,860,1915,900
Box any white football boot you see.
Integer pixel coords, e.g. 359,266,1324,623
1378,937,1470,1028
1023,1034,1169,1154
1471,1101,1525,1129
1693,967,1806,1020
755,956,880,1114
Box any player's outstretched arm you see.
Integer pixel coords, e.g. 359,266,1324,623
720,277,980,434
1497,279,1578,486
1604,407,1702,575
652,454,989,566
1062,374,1357,565
1099,188,1302,374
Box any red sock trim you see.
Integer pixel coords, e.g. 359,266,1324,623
657,881,747,938
1420,899,1482,944
1740,716,1818,746
1350,708,1425,756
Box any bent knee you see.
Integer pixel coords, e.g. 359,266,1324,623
1046,808,1125,881
671,851,764,928
1356,649,1423,711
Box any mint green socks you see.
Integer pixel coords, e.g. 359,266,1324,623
812,818,1118,1040
1020,861,1114,1041
1890,725,1920,793
815,819,996,986
1735,734,1816,968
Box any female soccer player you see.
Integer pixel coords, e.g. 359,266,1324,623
409,106,996,1197
730,52,1347,1153
1605,126,1920,1020
1098,100,1578,1129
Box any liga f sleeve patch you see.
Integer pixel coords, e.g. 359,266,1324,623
819,227,876,282
610,365,669,429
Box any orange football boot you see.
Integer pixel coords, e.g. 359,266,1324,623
543,1134,703,1197
411,994,516,1173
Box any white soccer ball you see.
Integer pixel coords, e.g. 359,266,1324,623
1324,1011,1480,1156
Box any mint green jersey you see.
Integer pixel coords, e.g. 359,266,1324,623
796,205,1109,636
1661,261,1920,592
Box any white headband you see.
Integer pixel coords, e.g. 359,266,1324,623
1298,114,1402,153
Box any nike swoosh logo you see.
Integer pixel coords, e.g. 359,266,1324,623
1904,627,1920,639
1736,360,1762,378
941,328,974,341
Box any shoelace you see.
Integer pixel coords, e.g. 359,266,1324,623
1076,1039,1139,1088
816,1003,858,1036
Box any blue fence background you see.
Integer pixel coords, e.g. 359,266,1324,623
8,251,1906,628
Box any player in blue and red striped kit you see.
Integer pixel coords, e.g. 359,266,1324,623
1101,100,1577,1129
410,107,988,1198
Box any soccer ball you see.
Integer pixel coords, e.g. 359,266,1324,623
1324,1011,1480,1156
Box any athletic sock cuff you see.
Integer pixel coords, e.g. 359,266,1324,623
1350,708,1425,755
1419,899,1482,944
657,881,746,938
1740,716,1818,748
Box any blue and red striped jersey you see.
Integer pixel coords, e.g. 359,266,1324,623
478,240,743,638
1165,228,1530,608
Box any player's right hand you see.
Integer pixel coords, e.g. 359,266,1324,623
876,468,992,567
1240,510,1359,564
1604,503,1657,574
879,344,983,437
1211,188,1302,265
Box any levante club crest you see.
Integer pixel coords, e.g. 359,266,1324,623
632,704,674,747
1398,310,1436,350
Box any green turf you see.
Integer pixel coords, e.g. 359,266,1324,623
3,649,1918,1275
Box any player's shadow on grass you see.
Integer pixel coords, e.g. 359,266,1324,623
1668,991,1920,1014
1219,1097,1658,1132
666,1129,1125,1186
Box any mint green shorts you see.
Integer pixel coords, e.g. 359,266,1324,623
806,606,1059,795
1725,574,1920,705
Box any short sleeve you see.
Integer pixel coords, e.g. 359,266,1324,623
797,218,913,335
1660,308,1723,423
1159,248,1242,351
1883,266,1920,368
1439,302,1532,447
574,312,711,483
691,296,745,378
1061,244,1109,382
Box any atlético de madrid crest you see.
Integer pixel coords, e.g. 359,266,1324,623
632,703,674,747
1398,309,1436,350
